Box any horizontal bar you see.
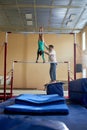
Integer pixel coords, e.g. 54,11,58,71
0,4,82,9
14,60,69,64
19,32,75,34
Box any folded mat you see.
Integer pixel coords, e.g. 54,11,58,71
5,94,69,115
5,103,69,114
46,82,64,96
15,94,65,106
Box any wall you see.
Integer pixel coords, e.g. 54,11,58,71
80,26,87,77
0,32,81,89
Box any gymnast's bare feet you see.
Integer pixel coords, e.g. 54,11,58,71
51,80,57,84
43,60,45,63
39,26,43,32
36,60,38,63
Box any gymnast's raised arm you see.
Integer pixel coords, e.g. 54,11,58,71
38,27,44,42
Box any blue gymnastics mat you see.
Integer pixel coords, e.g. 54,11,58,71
46,82,64,96
0,98,87,130
5,94,69,115
15,94,65,105
5,103,69,114
0,116,69,130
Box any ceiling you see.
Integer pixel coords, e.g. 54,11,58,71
0,0,87,34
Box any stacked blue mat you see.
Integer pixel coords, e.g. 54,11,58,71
5,94,69,115
47,82,64,96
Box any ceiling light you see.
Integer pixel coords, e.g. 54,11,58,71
25,14,32,19
27,21,33,26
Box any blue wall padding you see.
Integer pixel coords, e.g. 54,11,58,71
15,94,65,106
69,78,87,106
47,82,64,96
5,94,69,115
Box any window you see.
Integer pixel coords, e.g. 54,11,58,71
82,68,86,78
82,32,86,51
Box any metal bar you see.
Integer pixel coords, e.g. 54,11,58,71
0,4,82,9
18,32,75,34
67,62,70,98
4,42,7,101
74,33,76,80
5,32,8,43
10,69,13,97
14,60,69,64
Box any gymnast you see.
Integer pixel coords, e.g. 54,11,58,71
44,44,57,83
36,27,45,63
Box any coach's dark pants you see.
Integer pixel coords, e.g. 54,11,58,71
50,63,57,81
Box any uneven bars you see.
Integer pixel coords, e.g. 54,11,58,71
13,60,69,64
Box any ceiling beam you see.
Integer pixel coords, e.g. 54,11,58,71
61,0,73,27
16,0,24,26
0,4,82,9
34,0,37,31
72,8,86,32
1,5,11,25
48,0,55,29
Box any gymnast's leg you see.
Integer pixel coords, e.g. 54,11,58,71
42,52,45,63
36,51,39,63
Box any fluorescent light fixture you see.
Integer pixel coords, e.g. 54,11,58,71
27,21,33,26
25,14,32,19
69,14,76,20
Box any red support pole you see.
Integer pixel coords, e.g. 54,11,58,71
4,42,7,101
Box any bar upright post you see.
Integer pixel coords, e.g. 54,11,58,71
74,33,76,80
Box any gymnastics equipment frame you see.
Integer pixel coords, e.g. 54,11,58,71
0,32,13,101
1,32,77,100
